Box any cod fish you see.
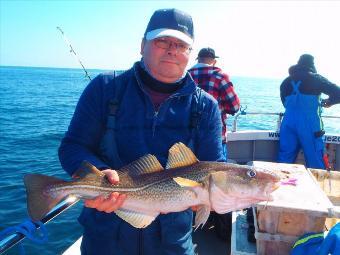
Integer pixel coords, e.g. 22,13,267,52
24,143,280,228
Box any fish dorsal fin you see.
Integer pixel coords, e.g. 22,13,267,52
173,177,201,187
73,161,105,180
120,154,164,175
166,143,199,169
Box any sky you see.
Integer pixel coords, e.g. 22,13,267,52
1,0,340,81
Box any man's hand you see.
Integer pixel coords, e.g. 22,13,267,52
191,205,198,211
84,169,127,213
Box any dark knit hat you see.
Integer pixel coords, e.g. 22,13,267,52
297,54,317,73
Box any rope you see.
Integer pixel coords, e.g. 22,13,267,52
0,219,48,254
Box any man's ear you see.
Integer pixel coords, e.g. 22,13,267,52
140,38,146,55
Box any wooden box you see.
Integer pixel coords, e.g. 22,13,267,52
309,168,340,229
251,161,334,255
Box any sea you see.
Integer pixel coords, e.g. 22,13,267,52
0,66,339,255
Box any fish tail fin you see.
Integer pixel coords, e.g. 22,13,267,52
24,174,65,221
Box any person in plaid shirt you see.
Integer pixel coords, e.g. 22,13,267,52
189,47,240,160
189,47,240,243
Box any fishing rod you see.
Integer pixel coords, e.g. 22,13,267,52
56,26,91,81
0,196,79,254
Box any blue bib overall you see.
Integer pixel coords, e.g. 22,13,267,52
278,80,325,169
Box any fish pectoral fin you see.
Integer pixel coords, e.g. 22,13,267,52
73,161,106,180
173,177,201,188
166,143,199,169
120,154,164,176
115,209,158,228
194,205,211,230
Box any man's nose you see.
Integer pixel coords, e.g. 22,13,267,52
167,42,178,54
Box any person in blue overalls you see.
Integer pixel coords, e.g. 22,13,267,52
278,54,340,169
59,8,224,255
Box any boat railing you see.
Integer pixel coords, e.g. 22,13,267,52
232,106,284,132
0,196,79,254
232,106,340,132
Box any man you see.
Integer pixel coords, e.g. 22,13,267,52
59,8,224,255
188,48,240,242
278,54,340,169
189,47,240,160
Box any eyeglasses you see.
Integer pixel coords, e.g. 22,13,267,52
153,38,192,54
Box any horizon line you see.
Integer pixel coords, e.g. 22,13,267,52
0,64,281,80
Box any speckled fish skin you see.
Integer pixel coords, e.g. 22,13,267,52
24,143,281,228
114,161,279,212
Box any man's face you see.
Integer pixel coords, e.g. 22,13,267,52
141,37,191,83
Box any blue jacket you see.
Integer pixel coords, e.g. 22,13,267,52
58,61,224,254
291,222,340,255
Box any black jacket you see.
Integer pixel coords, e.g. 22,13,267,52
280,64,340,106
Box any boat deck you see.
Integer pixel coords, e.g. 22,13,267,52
193,221,230,255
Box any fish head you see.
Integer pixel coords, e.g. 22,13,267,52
208,164,281,213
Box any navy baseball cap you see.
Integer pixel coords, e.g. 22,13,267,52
144,8,194,45
197,48,219,59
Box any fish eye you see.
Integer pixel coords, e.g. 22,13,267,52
247,169,256,178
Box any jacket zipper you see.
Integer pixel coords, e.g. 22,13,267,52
139,229,143,255
152,111,158,137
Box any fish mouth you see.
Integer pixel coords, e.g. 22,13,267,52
258,182,281,202
252,194,274,202
272,181,281,191
241,181,280,203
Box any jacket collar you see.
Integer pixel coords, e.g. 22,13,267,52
133,61,197,97
190,63,212,68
